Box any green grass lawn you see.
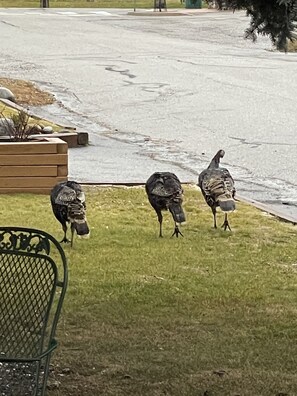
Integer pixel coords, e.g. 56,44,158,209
2,186,297,395
0,0,185,8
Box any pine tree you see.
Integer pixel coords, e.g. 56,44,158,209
227,0,297,50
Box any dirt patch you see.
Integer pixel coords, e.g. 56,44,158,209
0,77,55,106
287,38,297,52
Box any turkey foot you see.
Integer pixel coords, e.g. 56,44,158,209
171,226,184,238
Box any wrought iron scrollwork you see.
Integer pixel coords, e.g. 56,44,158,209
0,230,50,255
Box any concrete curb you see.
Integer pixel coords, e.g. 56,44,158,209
79,182,297,226
127,8,220,16
236,194,297,225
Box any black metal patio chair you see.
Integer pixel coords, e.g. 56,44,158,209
0,227,68,396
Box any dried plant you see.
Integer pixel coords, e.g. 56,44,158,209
0,108,41,141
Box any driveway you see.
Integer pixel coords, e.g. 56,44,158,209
0,8,297,217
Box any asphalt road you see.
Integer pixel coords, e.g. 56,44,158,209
1,8,297,217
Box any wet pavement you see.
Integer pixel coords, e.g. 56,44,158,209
1,8,297,221
32,100,297,223
30,101,194,183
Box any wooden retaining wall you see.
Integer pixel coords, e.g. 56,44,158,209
0,138,68,194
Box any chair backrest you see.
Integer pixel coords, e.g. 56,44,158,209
0,227,68,359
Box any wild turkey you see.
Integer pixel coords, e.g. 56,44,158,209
50,181,90,246
198,150,236,231
145,172,186,237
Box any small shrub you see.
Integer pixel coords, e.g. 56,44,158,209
0,108,41,141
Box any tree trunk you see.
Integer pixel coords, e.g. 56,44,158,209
40,0,49,7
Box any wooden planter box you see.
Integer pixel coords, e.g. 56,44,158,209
0,137,68,194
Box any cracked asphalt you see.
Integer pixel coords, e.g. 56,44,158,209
0,8,297,218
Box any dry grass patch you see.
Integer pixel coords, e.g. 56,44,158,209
1,186,297,395
0,77,55,106
287,38,297,52
0,77,62,131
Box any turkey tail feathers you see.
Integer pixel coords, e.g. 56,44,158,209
169,203,186,224
68,201,90,236
74,221,90,236
218,198,235,212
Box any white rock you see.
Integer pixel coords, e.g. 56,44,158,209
0,118,14,136
42,126,53,133
0,87,16,103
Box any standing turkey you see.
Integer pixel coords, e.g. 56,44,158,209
145,172,186,237
198,150,236,230
50,181,90,247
